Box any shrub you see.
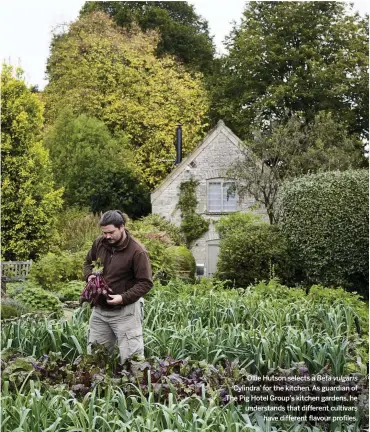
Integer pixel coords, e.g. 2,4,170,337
278,169,369,297
128,216,194,282
56,207,101,252
132,235,176,282
1,298,31,319
5,282,27,299
14,283,63,317
215,213,293,287
29,250,86,291
130,214,185,245
216,211,264,236
167,245,196,280
56,280,85,301
1,304,19,320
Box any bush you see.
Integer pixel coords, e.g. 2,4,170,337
278,169,369,297
128,216,194,282
29,250,86,291
167,245,196,280
132,235,177,282
56,280,85,301
56,208,101,252
215,212,293,287
1,304,19,320
5,282,27,299
1,298,31,319
130,214,185,245
14,283,63,317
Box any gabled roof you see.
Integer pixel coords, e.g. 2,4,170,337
151,120,249,202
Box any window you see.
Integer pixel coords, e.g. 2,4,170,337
207,180,237,212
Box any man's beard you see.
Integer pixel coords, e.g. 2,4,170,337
108,232,124,246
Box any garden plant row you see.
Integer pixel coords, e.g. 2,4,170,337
1,279,368,431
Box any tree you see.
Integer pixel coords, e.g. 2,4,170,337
228,112,366,224
79,1,215,74
211,1,369,141
44,12,210,188
1,65,63,261
43,109,151,217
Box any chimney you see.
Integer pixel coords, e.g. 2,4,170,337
175,124,182,165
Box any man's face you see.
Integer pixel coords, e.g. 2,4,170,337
102,224,125,245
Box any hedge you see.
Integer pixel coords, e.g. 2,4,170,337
278,169,368,297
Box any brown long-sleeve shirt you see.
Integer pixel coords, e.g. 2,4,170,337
83,229,153,309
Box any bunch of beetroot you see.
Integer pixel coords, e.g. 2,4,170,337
80,273,113,306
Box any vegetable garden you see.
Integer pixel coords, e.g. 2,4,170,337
1,279,368,431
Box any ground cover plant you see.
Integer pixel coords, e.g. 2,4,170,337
1,279,368,431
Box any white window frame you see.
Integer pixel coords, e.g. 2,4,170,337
207,179,237,213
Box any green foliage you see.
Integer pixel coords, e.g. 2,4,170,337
1,64,64,260
215,211,264,237
1,304,19,320
1,277,368,430
176,179,209,246
44,109,150,216
167,245,196,279
14,284,63,317
56,281,85,302
29,250,86,291
129,231,176,282
215,212,293,286
126,216,194,282
228,113,367,224
212,1,368,140
1,298,31,320
128,214,185,246
44,12,210,188
2,278,368,373
79,1,215,74
307,285,368,331
56,208,101,252
278,169,369,296
4,282,26,299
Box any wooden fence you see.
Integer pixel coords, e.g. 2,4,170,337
0,260,33,281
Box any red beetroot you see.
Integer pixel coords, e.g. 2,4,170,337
80,274,113,306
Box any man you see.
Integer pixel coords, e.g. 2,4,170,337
83,209,153,363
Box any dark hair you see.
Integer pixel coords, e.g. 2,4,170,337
99,210,129,228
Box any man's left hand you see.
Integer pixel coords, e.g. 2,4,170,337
107,294,123,305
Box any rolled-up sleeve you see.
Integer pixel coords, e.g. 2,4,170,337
120,251,153,305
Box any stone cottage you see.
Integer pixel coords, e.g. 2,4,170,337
151,120,267,277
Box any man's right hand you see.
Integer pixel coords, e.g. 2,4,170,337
87,274,97,282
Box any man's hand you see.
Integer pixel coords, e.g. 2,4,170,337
107,294,123,305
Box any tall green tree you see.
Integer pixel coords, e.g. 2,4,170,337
44,11,210,188
1,65,63,260
43,109,151,217
212,1,369,141
79,1,215,74
228,112,366,224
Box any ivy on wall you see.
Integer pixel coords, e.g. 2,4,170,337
176,179,209,247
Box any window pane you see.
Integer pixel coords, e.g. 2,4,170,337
208,182,221,212
223,182,236,211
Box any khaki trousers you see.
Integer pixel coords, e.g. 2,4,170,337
87,298,144,363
